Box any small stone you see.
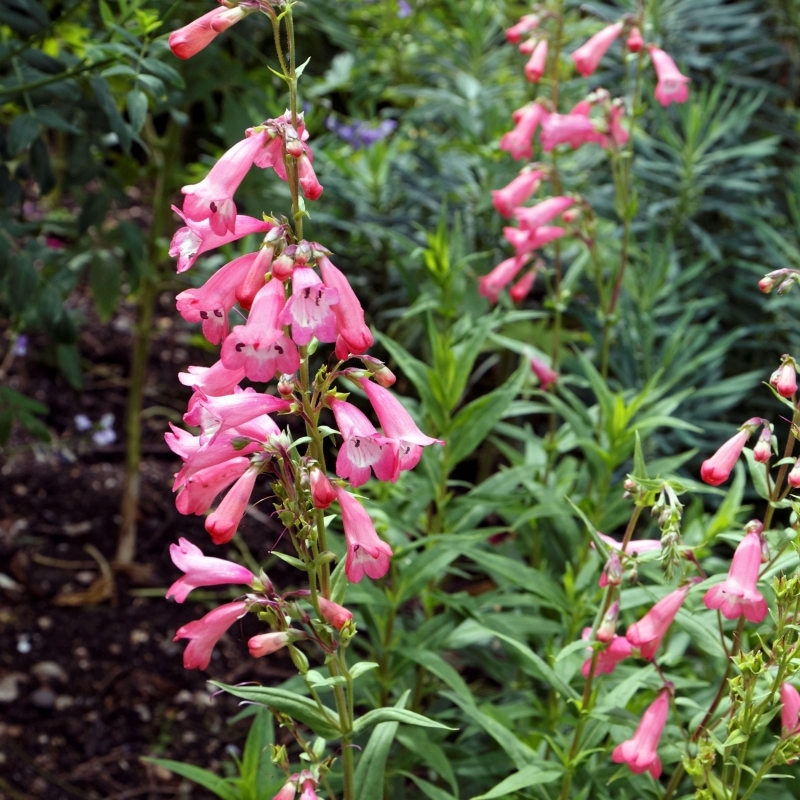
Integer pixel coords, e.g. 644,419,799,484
30,688,56,708
130,630,149,646
54,696,73,711
62,521,92,536
108,643,122,655
0,673,26,703
75,571,96,585
16,635,31,654
174,690,193,704
37,617,53,630
31,662,68,683
134,704,151,723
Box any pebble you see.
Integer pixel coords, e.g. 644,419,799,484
16,635,31,654
30,688,56,708
31,661,68,683
0,673,26,703
54,695,74,711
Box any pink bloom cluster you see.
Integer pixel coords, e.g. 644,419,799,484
164,3,442,672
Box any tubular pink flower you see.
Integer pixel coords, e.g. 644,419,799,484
297,153,323,200
700,429,750,486
166,537,255,603
248,631,291,658
183,389,290,444
491,170,543,219
176,252,260,343
478,256,529,303
571,22,623,77
609,103,629,147
703,532,768,623
611,689,669,778
278,267,340,346
788,461,800,488
524,39,548,83
360,379,444,472
272,781,298,800
500,103,548,161
627,27,643,53
236,245,275,311
317,597,353,630
505,226,566,258
181,132,270,235
221,280,300,383
169,6,249,60
169,206,272,275
318,256,373,359
530,357,558,389
626,584,689,660
781,683,800,736
299,780,318,800
205,465,260,544
174,600,248,670
540,113,604,151
330,398,399,487
179,361,246,396
334,486,393,583
506,14,539,44
509,270,537,303
310,467,337,509
175,457,251,516
770,359,797,398
515,197,574,231
648,46,690,106
581,629,632,678
597,532,662,555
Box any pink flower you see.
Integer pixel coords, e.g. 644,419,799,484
299,779,318,800
297,153,323,200
318,256,373,359
571,22,623,77
781,683,800,736
648,46,690,107
166,537,255,603
175,457,251,516
220,280,300,383
183,389,290,444
237,244,278,311
248,631,292,658
611,689,669,778
278,267,340,346
310,467,337,509
608,102,629,147
540,113,604,151
478,255,529,303
272,781,298,800
174,600,248,670
700,426,756,486
500,103,548,161
524,39,548,83
169,206,272,274
360,379,444,472
515,197,574,231
753,426,772,464
506,14,539,44
626,584,689,660
627,27,643,53
330,398,399,487
788,461,800,488
317,597,353,630
509,270,537,303
491,170,543,218
179,361,246,396
334,486,393,583
169,6,249,60
597,532,662,555
581,629,632,678
530,357,558,389
205,465,260,544
505,226,566,258
770,358,797,398
703,532,768,623
181,132,270,235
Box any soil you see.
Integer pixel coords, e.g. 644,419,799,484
1,290,298,800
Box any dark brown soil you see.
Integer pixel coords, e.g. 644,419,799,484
1,291,296,800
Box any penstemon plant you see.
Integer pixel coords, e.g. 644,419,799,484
157,3,445,799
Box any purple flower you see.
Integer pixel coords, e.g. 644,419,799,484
325,116,397,150
74,414,92,432
398,0,412,17
12,335,28,357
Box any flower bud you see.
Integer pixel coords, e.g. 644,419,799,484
519,36,538,55
597,600,619,642
788,461,800,488
294,240,313,265
603,553,623,587
759,276,776,293
760,532,770,563
753,426,772,464
778,277,796,295
310,468,336,509
744,519,764,536
770,357,798,398
277,374,295,397
359,355,397,387
627,26,643,52
284,126,304,158
317,596,353,630
272,249,296,282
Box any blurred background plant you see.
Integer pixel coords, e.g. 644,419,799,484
4,0,800,797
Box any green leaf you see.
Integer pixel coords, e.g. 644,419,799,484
140,57,185,87
400,773,459,800
140,758,239,800
91,76,132,154
240,708,280,800
351,707,456,736
445,366,525,466
349,662,379,680
398,649,471,704
29,138,55,195
742,447,770,501
8,253,38,310
8,114,42,155
470,766,562,799
209,682,340,739
90,251,121,322
79,192,110,235
633,430,648,480
396,730,459,795
56,344,83,390
126,89,148,133
353,691,409,800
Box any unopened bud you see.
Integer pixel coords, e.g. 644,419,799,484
770,357,798,398
561,208,579,224
788,461,800,488
277,374,295,396
236,245,274,310
294,240,313,265
519,37,538,55
753,426,772,463
627,26,643,52
760,533,770,563
317,596,353,630
309,468,336,509
284,126,304,158
778,277,796,295
597,600,619,642
272,250,295,282
603,553,622,587
744,519,764,536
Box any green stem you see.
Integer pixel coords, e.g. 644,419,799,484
0,58,114,96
